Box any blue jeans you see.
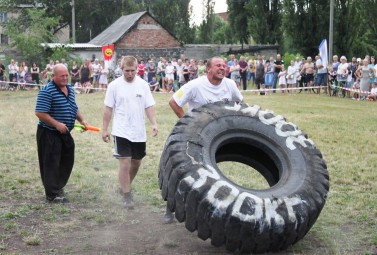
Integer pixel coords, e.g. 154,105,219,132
315,73,327,86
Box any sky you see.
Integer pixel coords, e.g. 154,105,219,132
190,0,228,26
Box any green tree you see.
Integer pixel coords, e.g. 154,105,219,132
4,8,59,63
335,0,377,58
227,0,250,46
193,0,216,44
46,0,128,43
146,0,195,44
243,0,282,46
213,16,235,44
282,0,329,57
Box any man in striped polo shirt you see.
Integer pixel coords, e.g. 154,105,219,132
35,64,87,203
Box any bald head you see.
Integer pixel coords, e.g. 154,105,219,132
52,64,69,87
53,63,68,75
206,56,223,68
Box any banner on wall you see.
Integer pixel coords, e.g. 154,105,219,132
102,44,114,61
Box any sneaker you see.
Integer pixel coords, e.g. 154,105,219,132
123,192,134,209
123,200,134,209
47,196,69,204
163,211,174,224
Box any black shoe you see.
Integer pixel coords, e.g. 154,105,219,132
47,196,69,204
163,211,174,224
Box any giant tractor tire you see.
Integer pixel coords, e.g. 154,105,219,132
158,101,329,253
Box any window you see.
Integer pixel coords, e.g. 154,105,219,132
0,12,8,23
1,34,8,45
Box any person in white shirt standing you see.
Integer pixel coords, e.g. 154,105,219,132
102,56,158,209
91,59,101,90
8,59,18,83
315,53,328,95
163,56,243,223
336,56,349,98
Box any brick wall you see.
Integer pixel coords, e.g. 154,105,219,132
116,15,181,49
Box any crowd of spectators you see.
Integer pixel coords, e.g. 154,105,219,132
1,53,376,101
0,57,110,93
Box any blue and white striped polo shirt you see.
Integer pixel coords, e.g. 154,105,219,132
35,81,78,131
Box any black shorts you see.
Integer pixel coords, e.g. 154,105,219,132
113,136,146,160
306,73,314,82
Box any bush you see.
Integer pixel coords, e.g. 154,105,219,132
283,52,303,68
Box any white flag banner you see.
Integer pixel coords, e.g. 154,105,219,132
319,39,328,67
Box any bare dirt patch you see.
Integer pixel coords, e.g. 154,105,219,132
1,196,304,255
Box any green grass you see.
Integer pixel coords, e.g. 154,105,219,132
0,90,376,254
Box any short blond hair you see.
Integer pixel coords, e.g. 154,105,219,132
121,56,138,69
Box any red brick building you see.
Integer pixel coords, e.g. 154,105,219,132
89,11,182,60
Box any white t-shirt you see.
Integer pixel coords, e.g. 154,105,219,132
104,76,155,142
172,76,243,112
316,59,327,74
371,87,377,95
337,62,349,81
165,65,175,80
287,66,298,84
92,63,101,75
294,61,302,70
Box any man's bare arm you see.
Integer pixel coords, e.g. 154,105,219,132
102,106,113,142
145,106,158,137
169,97,185,118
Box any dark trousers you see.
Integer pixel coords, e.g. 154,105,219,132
273,72,279,92
36,126,75,199
240,71,248,90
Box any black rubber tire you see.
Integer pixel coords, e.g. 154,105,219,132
158,101,329,253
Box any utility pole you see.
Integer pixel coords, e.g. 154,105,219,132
329,0,334,63
72,0,76,43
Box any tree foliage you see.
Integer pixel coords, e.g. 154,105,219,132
3,0,377,59
227,0,251,46
282,0,329,57
243,0,282,45
281,0,377,58
213,16,235,44
144,0,195,44
4,8,59,63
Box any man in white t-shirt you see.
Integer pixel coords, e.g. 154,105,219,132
169,56,243,118
163,56,243,223
315,54,327,95
102,56,158,209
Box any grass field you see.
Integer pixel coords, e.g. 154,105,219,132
0,89,376,255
